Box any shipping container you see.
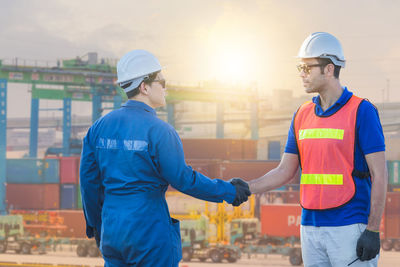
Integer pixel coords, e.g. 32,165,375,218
381,192,400,250
57,210,86,238
260,204,301,238
182,139,257,160
387,161,400,185
10,210,87,238
77,184,82,209
386,192,400,216
60,157,80,184
209,160,280,181
186,159,219,177
6,184,60,210
284,191,300,204
43,158,60,183
388,185,400,193
268,141,281,160
6,158,60,184
60,184,78,209
243,140,258,160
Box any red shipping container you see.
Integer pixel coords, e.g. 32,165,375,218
386,192,400,215
382,192,400,240
182,139,257,160
384,216,400,240
261,204,302,237
58,210,87,238
186,159,221,177
284,191,300,204
210,161,280,181
242,140,257,160
6,184,60,210
225,139,243,160
60,157,80,184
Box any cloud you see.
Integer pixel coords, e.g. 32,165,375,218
1,0,400,106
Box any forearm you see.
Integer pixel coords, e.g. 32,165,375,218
80,136,103,236
177,169,236,203
249,167,293,194
365,151,388,231
367,172,387,231
249,153,299,194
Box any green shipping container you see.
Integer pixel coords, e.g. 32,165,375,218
388,161,400,185
77,184,82,209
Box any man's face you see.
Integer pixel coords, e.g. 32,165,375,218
146,72,166,108
297,58,326,94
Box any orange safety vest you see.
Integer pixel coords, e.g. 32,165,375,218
294,95,365,210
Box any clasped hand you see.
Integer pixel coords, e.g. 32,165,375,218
230,178,251,206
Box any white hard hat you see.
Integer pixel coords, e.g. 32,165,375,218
116,49,162,85
297,32,345,68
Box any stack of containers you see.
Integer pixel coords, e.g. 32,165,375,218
6,158,60,209
59,156,80,209
387,160,400,192
181,139,257,160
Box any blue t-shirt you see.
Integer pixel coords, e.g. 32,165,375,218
285,87,385,226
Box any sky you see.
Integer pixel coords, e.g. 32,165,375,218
1,0,400,117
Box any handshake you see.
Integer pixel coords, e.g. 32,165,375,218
230,178,251,206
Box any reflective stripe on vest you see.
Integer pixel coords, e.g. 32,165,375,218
294,95,363,210
301,174,343,185
299,128,344,140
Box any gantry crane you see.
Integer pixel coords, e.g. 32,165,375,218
0,53,260,213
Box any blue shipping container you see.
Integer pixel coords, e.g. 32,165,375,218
43,158,60,183
6,158,60,184
268,141,281,160
60,184,77,209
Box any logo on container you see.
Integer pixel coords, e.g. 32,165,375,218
288,215,301,227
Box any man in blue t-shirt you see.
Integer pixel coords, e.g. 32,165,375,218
249,32,387,267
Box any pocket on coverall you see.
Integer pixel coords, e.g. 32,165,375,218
171,217,182,264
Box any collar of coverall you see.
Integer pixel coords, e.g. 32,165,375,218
122,100,157,116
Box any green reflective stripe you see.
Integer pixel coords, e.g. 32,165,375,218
299,128,344,140
301,174,343,185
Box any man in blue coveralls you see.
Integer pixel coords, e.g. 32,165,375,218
249,32,387,267
80,49,251,266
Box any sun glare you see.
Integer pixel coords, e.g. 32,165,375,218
208,39,257,85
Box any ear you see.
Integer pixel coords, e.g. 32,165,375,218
138,82,150,95
326,64,335,77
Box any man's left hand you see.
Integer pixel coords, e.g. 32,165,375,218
356,229,380,261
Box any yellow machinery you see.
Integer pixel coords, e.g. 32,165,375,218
167,191,255,244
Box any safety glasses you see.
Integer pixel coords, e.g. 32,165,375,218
296,63,324,74
153,79,166,88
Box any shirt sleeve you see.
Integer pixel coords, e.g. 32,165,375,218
284,112,299,154
79,127,104,239
357,100,385,155
155,125,236,204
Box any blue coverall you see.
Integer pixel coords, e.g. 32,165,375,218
80,100,237,266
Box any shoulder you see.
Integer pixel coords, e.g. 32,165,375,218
150,117,179,139
357,98,379,117
152,115,175,131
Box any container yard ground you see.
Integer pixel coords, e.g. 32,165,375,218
0,247,399,267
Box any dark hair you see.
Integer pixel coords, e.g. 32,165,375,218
316,58,341,79
123,72,159,99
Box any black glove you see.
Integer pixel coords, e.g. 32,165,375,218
356,229,380,261
230,178,251,206
93,228,101,248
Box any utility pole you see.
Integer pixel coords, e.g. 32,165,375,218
386,79,390,103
